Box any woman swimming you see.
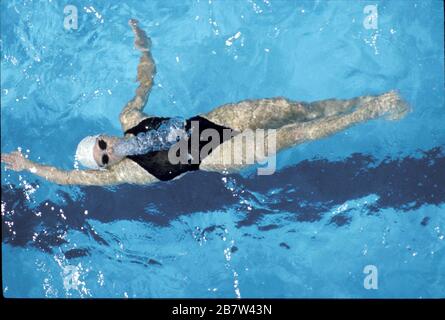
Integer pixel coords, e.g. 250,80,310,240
1,19,409,186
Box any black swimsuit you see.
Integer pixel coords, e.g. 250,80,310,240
124,116,234,181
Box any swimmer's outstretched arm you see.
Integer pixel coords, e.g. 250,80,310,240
119,19,157,132
1,151,121,186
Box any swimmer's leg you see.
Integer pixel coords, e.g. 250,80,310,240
203,94,381,131
273,90,410,151
202,98,314,131
200,91,409,172
120,19,157,132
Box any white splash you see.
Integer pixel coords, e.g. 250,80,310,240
225,31,242,47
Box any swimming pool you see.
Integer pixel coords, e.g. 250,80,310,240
1,0,444,298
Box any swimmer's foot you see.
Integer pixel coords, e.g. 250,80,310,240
357,90,410,121
378,90,411,121
129,18,151,52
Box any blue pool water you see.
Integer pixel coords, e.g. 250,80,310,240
1,0,444,298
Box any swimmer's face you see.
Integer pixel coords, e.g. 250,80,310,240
92,135,124,168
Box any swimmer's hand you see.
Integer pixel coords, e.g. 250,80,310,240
129,18,151,52
1,151,31,172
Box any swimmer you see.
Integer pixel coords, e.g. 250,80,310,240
1,19,410,186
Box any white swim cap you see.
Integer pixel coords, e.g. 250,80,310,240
75,135,100,169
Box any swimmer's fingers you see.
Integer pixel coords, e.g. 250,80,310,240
1,152,15,169
128,18,151,52
1,151,29,172
1,152,19,171
128,18,139,27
